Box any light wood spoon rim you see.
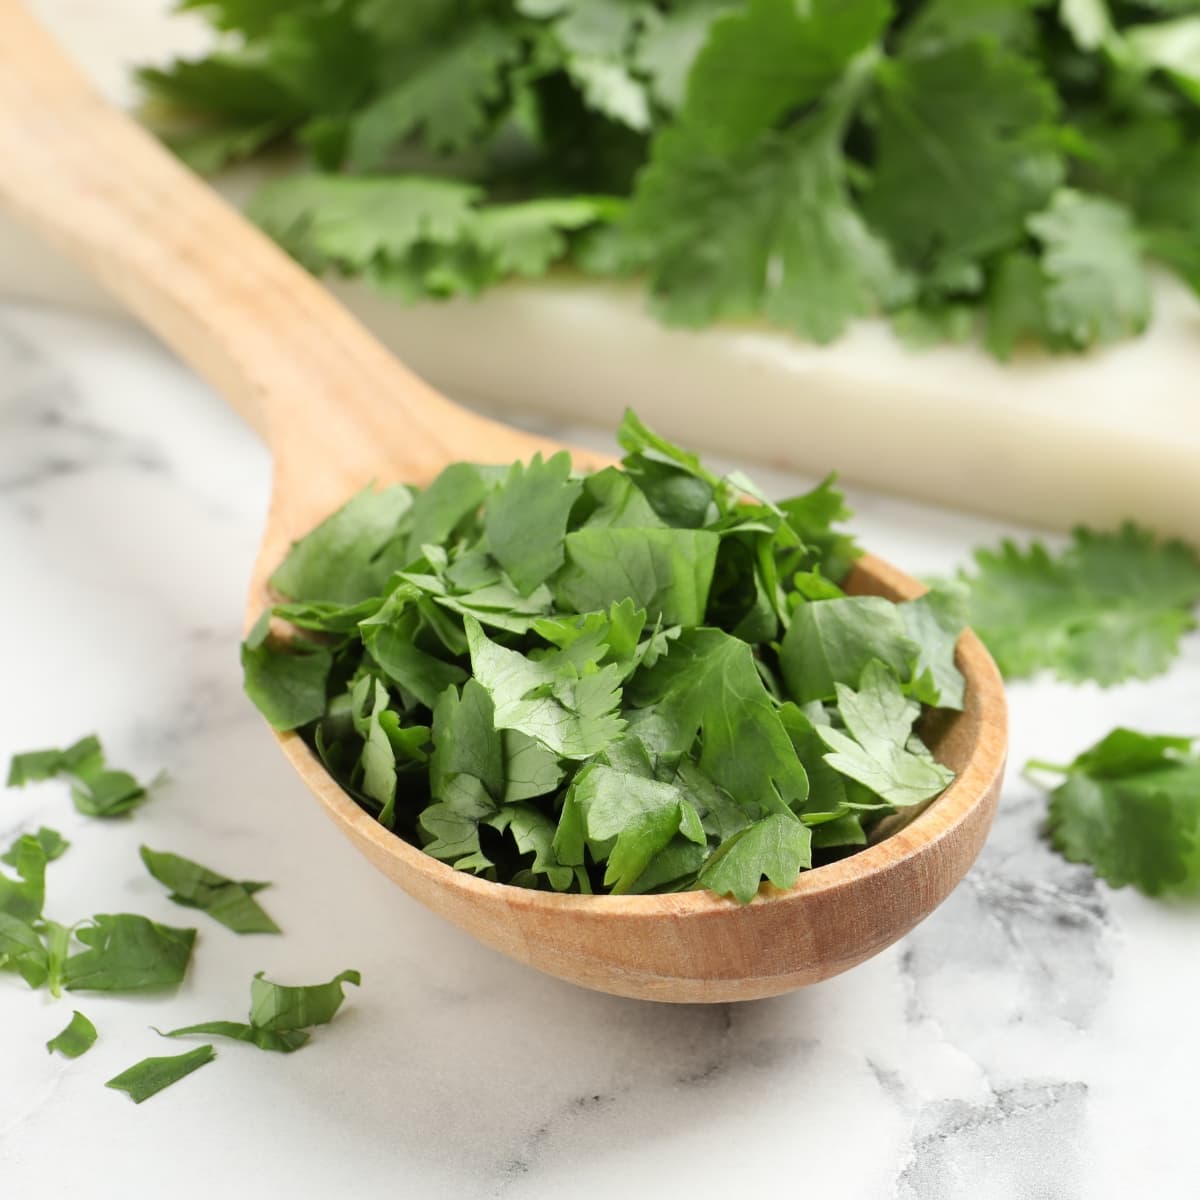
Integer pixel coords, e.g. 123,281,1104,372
0,3,1007,1000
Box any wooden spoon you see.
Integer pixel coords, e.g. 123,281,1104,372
0,4,1007,1002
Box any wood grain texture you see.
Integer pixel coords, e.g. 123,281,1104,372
0,2,1008,1002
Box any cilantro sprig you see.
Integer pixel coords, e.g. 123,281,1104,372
242,410,965,904
950,523,1200,685
1030,729,1200,897
142,0,1200,354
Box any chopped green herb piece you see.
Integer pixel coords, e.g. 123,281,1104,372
159,1020,309,1054
1,827,68,868
140,846,280,935
159,966,361,1053
106,1045,216,1104
816,662,955,807
1030,729,1200,897
0,912,50,989
64,914,196,993
47,1010,98,1059
6,735,151,817
249,968,361,1031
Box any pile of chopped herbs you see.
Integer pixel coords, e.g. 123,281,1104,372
241,411,966,903
141,0,1200,356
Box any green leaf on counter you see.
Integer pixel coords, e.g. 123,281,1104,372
140,846,280,935
1031,729,1200,896
1,827,68,868
249,968,361,1031
6,735,151,817
46,1010,98,1059
160,1020,310,1054
953,523,1200,684
106,1045,216,1104
64,914,196,993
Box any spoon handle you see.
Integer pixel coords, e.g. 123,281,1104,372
0,3,480,481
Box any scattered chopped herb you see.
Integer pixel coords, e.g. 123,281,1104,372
142,1,1200,355
64,914,196,993
1,827,69,867
951,523,1200,685
1029,729,1200,897
140,846,280,935
106,1045,216,1104
242,411,962,903
6,735,152,817
161,967,361,1053
46,1010,98,1059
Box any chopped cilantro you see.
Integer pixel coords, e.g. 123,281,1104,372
242,411,962,903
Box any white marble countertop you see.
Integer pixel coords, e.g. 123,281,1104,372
2,301,1198,1199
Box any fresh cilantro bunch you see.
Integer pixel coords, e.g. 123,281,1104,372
241,411,966,903
1030,729,1200,896
141,0,1200,355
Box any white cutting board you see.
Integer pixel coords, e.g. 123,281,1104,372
5,0,1199,538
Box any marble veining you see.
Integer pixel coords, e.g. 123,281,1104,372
1,303,1198,1200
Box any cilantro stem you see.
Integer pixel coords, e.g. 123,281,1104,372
1022,759,1071,783
823,45,884,140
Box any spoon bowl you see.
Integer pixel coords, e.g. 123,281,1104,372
0,3,1007,1002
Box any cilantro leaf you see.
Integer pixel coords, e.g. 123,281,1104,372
680,0,890,153
627,115,904,342
7,735,101,787
0,913,50,990
160,966,360,1052
485,452,582,595
779,596,919,705
562,764,705,892
6,735,150,817
64,914,197,993
249,968,361,1031
241,625,333,732
140,846,281,935
900,586,967,710
816,661,955,806
160,1021,310,1054
554,526,719,626
953,523,1200,683
0,835,47,922
627,628,810,812
697,813,812,904
984,249,1052,360
1027,189,1151,347
106,1045,216,1104
47,1011,98,1059
865,40,1062,277
465,616,625,759
519,0,654,131
1,827,68,868
1032,729,1200,896
347,17,525,164
270,485,414,604
634,1,736,112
